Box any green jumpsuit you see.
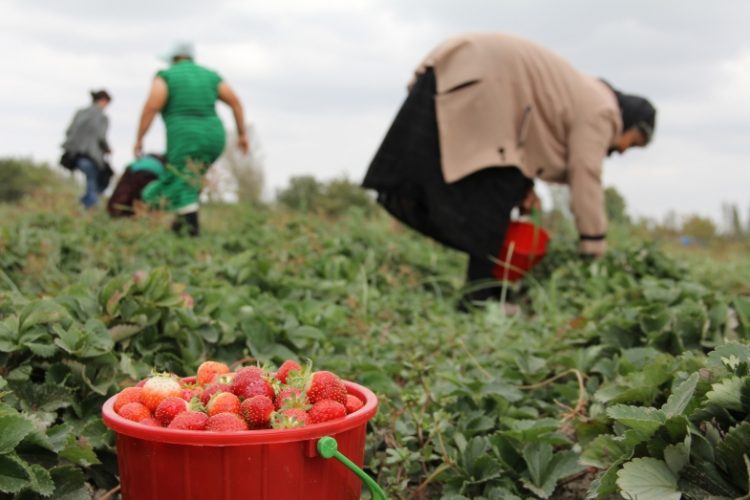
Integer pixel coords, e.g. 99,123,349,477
142,60,226,213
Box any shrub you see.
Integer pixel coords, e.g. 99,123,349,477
0,157,72,203
277,175,374,216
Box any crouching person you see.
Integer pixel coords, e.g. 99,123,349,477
107,154,165,217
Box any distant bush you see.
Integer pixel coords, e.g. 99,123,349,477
276,175,375,216
0,157,73,202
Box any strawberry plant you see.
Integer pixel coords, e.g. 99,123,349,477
0,197,748,498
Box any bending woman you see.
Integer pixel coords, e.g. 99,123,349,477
363,33,656,306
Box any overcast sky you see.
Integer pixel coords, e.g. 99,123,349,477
1,0,748,223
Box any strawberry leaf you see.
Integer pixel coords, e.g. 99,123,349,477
616,457,681,500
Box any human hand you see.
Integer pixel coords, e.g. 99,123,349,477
237,132,249,154
133,140,143,158
520,188,541,215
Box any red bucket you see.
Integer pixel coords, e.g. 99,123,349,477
493,221,550,282
102,381,379,500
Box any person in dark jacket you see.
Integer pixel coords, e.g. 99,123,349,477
363,33,656,307
62,90,112,208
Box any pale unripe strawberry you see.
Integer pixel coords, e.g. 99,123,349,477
141,375,182,411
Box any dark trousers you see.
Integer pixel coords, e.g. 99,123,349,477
107,169,158,218
172,212,199,237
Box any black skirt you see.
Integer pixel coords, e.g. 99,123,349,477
363,67,532,261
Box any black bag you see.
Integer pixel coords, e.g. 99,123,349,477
59,151,78,171
97,161,115,191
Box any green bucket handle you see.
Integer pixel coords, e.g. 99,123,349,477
317,436,387,500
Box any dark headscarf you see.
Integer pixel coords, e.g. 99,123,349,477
601,81,656,143
90,89,112,103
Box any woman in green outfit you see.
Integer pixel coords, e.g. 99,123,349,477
134,42,248,236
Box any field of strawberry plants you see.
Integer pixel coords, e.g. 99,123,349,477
1,194,749,499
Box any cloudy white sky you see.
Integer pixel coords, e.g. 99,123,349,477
1,0,748,223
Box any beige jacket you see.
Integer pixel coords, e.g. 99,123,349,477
414,33,622,255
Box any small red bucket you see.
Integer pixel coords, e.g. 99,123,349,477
493,220,550,282
102,381,379,500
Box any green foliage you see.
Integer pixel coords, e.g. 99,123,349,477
0,197,748,498
604,186,629,223
0,157,73,203
682,214,718,241
276,175,375,216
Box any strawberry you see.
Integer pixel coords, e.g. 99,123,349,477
345,394,364,414
140,374,182,411
136,379,147,388
140,417,162,427
206,412,248,432
168,410,209,430
154,397,188,426
196,361,230,386
200,383,231,405
114,387,143,413
233,377,275,401
180,386,204,401
308,399,347,424
240,395,274,429
118,402,152,422
275,360,302,384
306,371,347,405
207,392,241,417
271,408,309,428
274,387,308,410
232,366,265,384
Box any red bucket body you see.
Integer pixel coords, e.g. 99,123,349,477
102,381,378,500
493,221,550,282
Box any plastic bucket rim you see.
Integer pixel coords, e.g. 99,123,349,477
102,380,378,446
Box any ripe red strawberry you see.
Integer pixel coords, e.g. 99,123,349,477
154,397,188,426
274,387,308,410
345,394,364,414
275,360,302,384
141,375,182,411
114,387,144,413
240,395,274,429
308,399,347,424
197,361,230,386
140,417,162,427
271,408,309,428
207,392,241,417
200,383,231,405
206,412,248,432
233,377,275,401
179,384,204,402
306,371,347,405
118,402,152,422
168,411,209,430
233,366,264,384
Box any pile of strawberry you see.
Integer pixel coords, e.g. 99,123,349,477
112,360,364,432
